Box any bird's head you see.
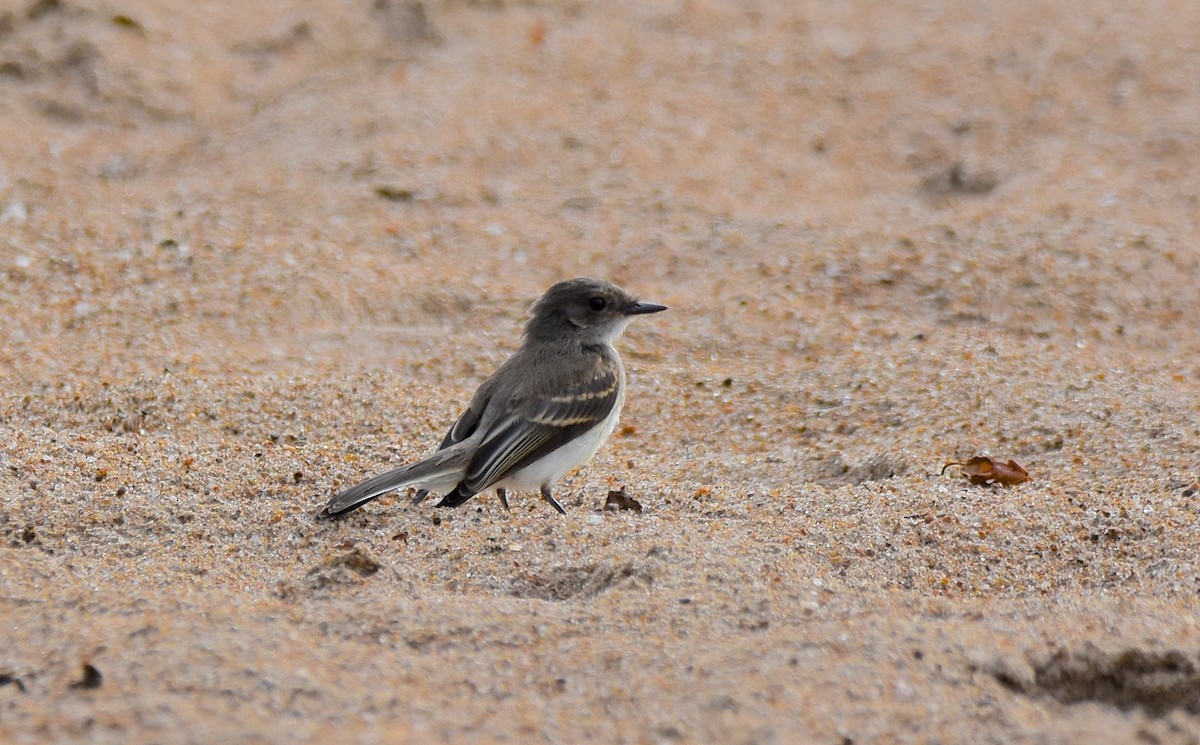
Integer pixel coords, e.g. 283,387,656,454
524,277,667,346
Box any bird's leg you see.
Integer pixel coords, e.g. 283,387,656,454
495,488,510,511
540,485,567,515
412,489,430,505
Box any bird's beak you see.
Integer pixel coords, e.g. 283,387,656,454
624,300,668,315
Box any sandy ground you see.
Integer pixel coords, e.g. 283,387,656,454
2,0,1200,742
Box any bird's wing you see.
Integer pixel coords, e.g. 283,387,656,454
438,394,485,449
461,359,621,493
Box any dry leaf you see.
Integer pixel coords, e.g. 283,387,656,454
941,456,1029,486
604,487,643,512
69,663,102,690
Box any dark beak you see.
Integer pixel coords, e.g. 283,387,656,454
624,300,668,315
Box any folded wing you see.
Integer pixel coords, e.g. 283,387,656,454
461,361,620,493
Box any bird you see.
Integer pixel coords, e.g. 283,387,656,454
318,278,667,519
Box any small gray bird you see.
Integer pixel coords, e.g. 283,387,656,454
319,278,667,518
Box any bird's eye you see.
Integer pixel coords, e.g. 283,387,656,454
588,296,607,311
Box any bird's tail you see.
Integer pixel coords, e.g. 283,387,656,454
318,443,469,519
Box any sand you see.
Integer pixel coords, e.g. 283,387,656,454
2,0,1199,742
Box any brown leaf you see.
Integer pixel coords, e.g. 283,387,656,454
941,456,1029,486
604,487,642,513
69,663,102,690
